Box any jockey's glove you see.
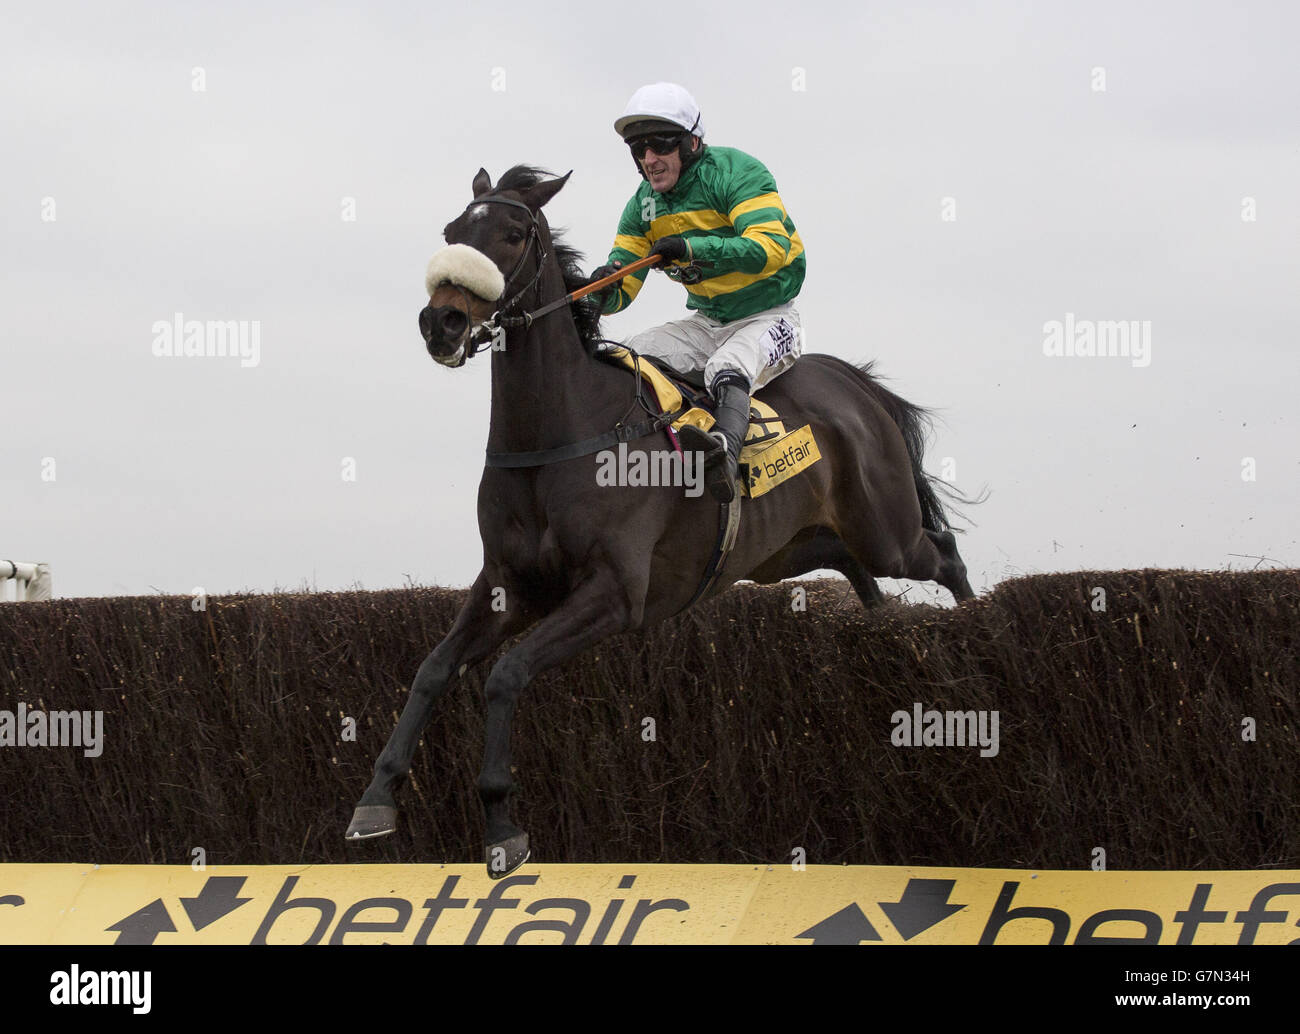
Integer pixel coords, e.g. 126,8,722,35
586,262,622,303
587,262,621,284
647,235,691,264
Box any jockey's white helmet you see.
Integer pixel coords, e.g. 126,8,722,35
614,82,705,140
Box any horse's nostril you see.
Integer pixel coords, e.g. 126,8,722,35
421,305,470,358
441,309,468,338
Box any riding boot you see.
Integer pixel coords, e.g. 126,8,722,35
680,372,751,503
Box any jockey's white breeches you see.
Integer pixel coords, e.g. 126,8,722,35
622,302,802,392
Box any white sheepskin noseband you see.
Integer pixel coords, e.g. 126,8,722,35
425,244,506,302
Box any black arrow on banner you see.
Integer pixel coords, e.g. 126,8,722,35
107,899,177,944
878,878,966,940
795,903,882,944
180,876,252,931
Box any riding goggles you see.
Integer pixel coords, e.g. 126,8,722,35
628,132,685,159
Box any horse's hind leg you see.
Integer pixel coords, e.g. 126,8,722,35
857,530,972,603
922,528,975,601
346,572,529,840
884,527,975,603
834,549,886,608
833,493,975,605
748,527,885,608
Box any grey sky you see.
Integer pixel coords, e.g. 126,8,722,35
3,1,1296,600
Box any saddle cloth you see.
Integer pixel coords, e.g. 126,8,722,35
598,345,820,499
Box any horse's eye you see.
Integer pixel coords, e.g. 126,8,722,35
505,230,525,244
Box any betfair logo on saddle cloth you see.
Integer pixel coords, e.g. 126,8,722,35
742,425,820,498
599,345,821,499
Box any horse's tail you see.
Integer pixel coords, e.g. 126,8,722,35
844,360,984,533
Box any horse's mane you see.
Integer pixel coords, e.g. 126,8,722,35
496,165,605,354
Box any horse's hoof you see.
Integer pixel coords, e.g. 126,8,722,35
346,805,397,840
484,832,530,879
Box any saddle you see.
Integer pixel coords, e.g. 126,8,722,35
597,345,821,499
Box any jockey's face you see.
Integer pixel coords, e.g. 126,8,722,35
639,136,700,193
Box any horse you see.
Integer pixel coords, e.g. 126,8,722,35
346,164,976,878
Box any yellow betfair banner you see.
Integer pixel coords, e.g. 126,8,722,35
2,864,1297,945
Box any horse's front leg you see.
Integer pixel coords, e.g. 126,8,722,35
478,570,635,878
346,571,530,840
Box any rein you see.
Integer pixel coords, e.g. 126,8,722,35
497,251,662,329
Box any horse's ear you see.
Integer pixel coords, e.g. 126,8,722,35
518,170,571,212
472,168,493,198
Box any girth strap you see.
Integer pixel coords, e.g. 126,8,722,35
484,409,684,468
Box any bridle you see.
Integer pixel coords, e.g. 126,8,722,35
454,194,549,361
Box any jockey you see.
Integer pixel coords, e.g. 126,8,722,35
589,82,806,503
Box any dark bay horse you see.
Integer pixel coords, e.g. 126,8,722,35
346,165,975,877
